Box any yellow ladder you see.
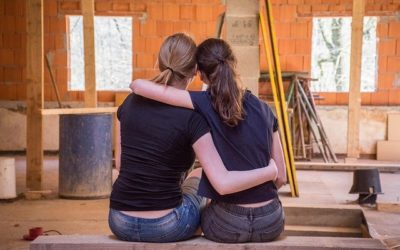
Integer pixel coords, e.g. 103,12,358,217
260,0,299,197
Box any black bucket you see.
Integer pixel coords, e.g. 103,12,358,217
349,169,382,205
59,113,113,199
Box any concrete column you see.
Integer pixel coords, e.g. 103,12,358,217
225,0,259,96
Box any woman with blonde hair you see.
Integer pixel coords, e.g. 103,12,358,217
130,37,287,243
109,33,278,242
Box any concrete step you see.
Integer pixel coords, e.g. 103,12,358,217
30,235,386,250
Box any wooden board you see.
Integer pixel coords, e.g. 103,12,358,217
377,203,400,213
41,107,118,116
284,225,361,237
346,0,366,159
295,161,400,173
26,0,44,190
31,235,386,250
81,0,97,108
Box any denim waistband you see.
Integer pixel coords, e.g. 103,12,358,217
212,198,281,216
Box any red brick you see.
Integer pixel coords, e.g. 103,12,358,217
156,21,174,37
336,92,348,105
280,5,297,22
378,73,395,90
146,3,163,20
50,17,66,34
136,53,155,68
163,3,180,21
328,4,347,13
3,34,22,49
397,40,400,55
95,2,111,12
0,49,14,65
196,5,213,21
60,1,80,11
0,1,4,16
145,37,163,54
288,0,304,4
370,91,389,105
303,55,311,69
295,39,311,54
378,55,387,73
189,22,207,39
55,68,68,86
297,5,311,15
377,23,389,38
361,92,371,105
15,15,26,33
55,35,65,50
130,3,146,12
14,49,26,66
44,34,55,53
133,35,146,53
382,4,400,11
304,0,321,4
53,51,67,66
1,16,15,33
285,55,303,71
379,39,397,56
271,0,288,4
290,22,309,38
140,20,157,37
312,4,329,12
275,23,291,38
4,67,23,82
366,4,382,12
318,92,337,105
45,0,58,16
278,39,296,55
388,89,400,105
16,83,27,100
387,56,400,72
173,22,191,34
0,84,17,100
180,5,196,20
113,3,130,12
98,91,114,102
388,22,400,38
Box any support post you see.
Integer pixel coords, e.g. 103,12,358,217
226,0,260,96
81,0,97,107
26,0,44,190
346,0,365,160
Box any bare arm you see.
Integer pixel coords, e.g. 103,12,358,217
192,133,278,195
271,131,287,189
130,79,194,109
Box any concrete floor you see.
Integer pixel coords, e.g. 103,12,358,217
0,156,399,250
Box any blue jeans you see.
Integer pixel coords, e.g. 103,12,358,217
108,177,203,242
201,198,285,243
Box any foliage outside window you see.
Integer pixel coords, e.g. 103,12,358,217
311,17,377,92
68,16,132,90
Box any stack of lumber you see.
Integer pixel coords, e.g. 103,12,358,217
377,113,400,161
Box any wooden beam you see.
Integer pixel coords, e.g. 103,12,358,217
26,0,44,190
295,161,400,173
377,203,400,213
41,107,118,116
81,0,97,107
347,0,365,159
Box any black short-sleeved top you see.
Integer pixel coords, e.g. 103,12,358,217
110,93,210,211
190,90,279,204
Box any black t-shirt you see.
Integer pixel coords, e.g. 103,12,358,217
190,90,279,204
110,93,209,211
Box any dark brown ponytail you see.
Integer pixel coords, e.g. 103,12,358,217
196,38,245,127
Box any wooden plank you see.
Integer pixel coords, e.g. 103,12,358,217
347,0,366,159
284,225,362,237
30,235,386,250
295,161,400,173
26,0,44,190
377,203,400,213
81,0,97,108
41,107,118,116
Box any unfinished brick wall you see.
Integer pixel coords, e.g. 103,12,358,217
0,0,224,103
261,0,400,105
0,0,399,105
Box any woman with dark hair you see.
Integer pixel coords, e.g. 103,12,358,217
110,34,278,243
130,38,286,243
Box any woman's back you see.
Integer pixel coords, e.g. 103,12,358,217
110,93,208,211
190,90,278,204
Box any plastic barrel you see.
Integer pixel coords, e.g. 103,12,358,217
59,114,112,199
0,157,17,199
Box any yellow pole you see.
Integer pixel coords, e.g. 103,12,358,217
260,11,295,197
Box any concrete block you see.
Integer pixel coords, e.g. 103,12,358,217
388,113,400,141
377,140,400,161
226,16,258,46
231,46,259,78
226,0,259,16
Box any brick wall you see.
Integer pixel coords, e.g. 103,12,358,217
0,0,399,105
0,0,224,103
260,0,400,105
